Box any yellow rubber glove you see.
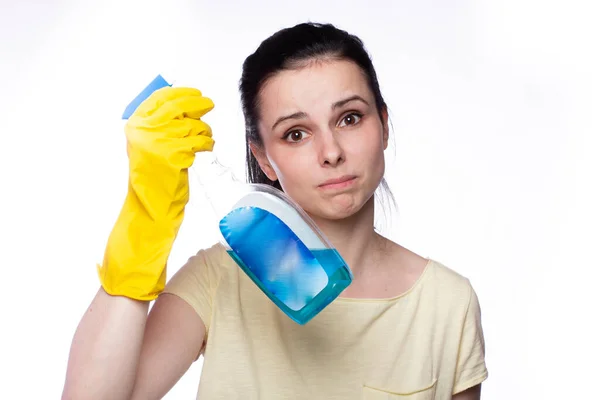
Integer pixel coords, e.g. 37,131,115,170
97,86,215,301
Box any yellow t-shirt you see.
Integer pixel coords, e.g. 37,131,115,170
163,243,488,399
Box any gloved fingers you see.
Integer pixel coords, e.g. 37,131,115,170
126,116,212,142
125,118,213,164
149,95,215,123
165,118,213,139
186,134,215,154
133,87,205,118
168,135,215,168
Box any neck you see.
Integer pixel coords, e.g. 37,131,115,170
309,196,384,276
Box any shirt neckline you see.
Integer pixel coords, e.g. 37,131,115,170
334,258,434,303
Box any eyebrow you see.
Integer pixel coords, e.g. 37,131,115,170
271,95,370,131
271,111,308,131
332,95,369,110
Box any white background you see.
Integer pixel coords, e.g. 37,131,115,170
1,0,598,399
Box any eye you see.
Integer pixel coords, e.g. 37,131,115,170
284,129,308,143
338,112,362,127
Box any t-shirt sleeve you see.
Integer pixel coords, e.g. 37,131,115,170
161,243,225,335
452,283,489,394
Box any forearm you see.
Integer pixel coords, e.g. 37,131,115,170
62,287,150,400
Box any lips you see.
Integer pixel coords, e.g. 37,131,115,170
318,175,357,188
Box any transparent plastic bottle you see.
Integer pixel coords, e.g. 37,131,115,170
190,153,353,324
125,75,353,324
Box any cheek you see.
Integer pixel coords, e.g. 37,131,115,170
268,151,319,208
268,149,310,188
370,141,387,181
349,125,387,169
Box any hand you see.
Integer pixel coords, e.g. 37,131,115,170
97,86,215,301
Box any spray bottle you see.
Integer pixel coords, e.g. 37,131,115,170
122,75,353,324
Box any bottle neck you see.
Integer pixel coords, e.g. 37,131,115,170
190,153,245,221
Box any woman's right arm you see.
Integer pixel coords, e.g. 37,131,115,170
62,85,215,399
62,288,149,399
62,288,207,400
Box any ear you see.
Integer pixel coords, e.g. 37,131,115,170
381,107,390,150
249,142,278,182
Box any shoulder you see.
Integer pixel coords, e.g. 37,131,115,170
184,242,233,268
197,241,231,262
426,259,473,291
168,242,237,284
382,239,473,299
423,258,478,315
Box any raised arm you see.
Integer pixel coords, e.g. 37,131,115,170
62,85,215,399
62,289,206,400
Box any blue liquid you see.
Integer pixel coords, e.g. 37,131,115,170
227,248,352,325
220,206,353,324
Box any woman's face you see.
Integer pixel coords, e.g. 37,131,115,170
254,59,388,221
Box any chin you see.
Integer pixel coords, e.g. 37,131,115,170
285,179,379,221
307,193,372,222
311,208,355,222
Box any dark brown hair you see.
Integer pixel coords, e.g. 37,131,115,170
239,22,396,216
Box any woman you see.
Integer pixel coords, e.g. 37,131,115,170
62,23,488,399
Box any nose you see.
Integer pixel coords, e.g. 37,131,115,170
318,129,345,167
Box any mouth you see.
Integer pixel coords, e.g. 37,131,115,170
318,175,358,190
